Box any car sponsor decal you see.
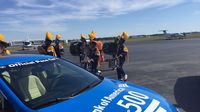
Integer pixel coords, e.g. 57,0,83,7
118,83,129,88
92,88,167,112
92,88,125,112
117,91,167,112
7,58,57,68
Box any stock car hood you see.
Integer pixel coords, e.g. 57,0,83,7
38,79,177,112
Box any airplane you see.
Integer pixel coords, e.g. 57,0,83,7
159,30,186,40
22,35,44,50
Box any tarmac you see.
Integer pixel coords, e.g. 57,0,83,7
15,38,200,112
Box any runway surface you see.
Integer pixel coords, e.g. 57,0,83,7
15,39,200,112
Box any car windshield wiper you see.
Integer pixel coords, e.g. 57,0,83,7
72,80,101,96
32,96,73,109
33,80,101,109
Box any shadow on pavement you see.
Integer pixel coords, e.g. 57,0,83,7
174,76,200,112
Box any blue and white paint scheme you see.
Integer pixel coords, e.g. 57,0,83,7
0,54,178,112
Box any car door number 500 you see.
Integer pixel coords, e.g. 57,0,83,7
117,91,149,111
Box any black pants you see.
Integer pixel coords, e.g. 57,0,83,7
57,53,61,58
79,54,85,63
117,56,125,80
80,54,86,68
55,48,61,58
91,58,98,74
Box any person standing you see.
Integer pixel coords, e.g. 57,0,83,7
96,38,104,63
54,34,64,58
88,31,100,74
116,32,129,81
0,34,11,56
42,32,57,57
79,34,87,66
112,36,120,59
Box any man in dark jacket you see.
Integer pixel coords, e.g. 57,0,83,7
116,32,129,81
79,34,87,65
88,31,100,74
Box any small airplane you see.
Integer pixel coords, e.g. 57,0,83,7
22,35,43,50
159,30,186,40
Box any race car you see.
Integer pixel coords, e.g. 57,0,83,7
0,54,178,112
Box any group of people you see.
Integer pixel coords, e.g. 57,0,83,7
0,34,11,56
78,31,102,75
0,31,129,81
40,32,64,58
78,31,129,81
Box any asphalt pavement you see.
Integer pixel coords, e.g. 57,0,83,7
15,39,200,112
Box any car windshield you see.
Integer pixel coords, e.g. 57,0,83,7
0,58,102,109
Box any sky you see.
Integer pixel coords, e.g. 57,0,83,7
1,0,200,41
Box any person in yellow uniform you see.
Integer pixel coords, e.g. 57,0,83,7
116,32,129,81
96,38,104,63
54,34,64,58
0,34,11,56
79,34,87,67
42,32,57,57
88,31,100,74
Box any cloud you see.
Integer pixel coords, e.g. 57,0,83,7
0,0,186,33
15,0,54,8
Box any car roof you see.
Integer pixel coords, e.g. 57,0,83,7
0,54,54,66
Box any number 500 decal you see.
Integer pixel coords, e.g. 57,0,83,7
117,91,149,111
